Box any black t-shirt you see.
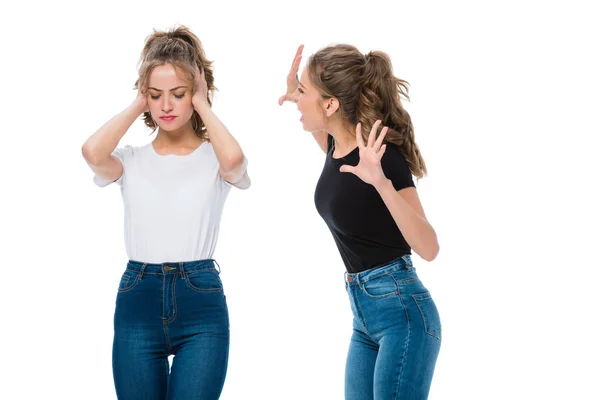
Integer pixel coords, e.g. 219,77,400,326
314,134,416,273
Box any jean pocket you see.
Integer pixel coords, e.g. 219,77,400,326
185,269,223,292
412,292,442,340
117,270,139,292
361,274,398,298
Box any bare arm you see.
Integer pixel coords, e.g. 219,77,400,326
192,68,248,185
339,121,439,261
81,96,147,182
195,101,247,184
376,183,439,261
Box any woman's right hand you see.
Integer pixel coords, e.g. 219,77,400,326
134,87,149,114
278,45,304,105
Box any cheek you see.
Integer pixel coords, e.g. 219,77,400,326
178,96,194,112
298,98,315,117
147,100,161,116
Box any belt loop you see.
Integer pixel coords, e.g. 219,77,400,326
139,263,147,280
213,259,221,274
402,255,413,271
179,262,186,280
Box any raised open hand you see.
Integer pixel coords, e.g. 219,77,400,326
339,120,390,187
278,45,304,105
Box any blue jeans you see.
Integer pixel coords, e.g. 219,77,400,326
112,259,229,400
344,256,441,400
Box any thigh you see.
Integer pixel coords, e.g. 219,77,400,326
112,328,169,400
167,277,230,400
374,332,440,400
345,328,378,400
113,271,169,399
372,280,442,399
166,331,230,400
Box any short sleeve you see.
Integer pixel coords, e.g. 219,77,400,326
381,145,415,191
93,146,134,188
220,156,251,190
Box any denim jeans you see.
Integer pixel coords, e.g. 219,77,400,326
112,259,229,400
344,255,441,400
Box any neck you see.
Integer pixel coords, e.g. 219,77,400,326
326,120,357,156
154,123,201,149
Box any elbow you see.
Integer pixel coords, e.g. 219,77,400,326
418,240,440,262
81,142,96,164
220,151,246,175
82,142,110,166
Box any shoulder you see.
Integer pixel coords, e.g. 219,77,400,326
113,144,148,161
381,143,410,168
381,143,415,190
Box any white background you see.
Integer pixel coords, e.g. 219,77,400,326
1,0,599,399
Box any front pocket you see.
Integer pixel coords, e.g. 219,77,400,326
361,274,398,298
412,292,442,340
117,270,139,292
185,269,223,292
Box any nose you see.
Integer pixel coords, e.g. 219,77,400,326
161,96,173,113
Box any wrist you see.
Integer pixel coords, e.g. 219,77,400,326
194,99,210,115
374,178,394,194
130,98,147,115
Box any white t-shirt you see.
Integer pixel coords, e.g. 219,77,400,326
93,142,249,263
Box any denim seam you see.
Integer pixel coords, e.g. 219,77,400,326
412,295,441,340
119,275,129,288
162,324,173,354
352,285,370,335
117,274,139,292
393,285,411,399
186,267,218,274
184,270,224,292
164,275,178,324
360,273,398,299
394,277,418,286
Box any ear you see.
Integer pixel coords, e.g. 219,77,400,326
323,97,340,117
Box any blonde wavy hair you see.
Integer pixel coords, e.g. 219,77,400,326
135,25,215,141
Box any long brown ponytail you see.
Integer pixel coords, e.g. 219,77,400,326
307,44,427,178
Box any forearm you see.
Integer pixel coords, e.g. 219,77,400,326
375,179,439,261
82,101,145,164
195,102,246,178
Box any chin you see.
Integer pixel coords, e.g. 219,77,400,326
301,122,315,133
158,121,188,133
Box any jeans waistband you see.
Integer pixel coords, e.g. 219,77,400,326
345,255,413,286
126,259,220,275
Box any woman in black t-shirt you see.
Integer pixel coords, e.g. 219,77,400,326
279,44,441,400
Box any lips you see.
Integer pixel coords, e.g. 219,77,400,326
160,116,176,121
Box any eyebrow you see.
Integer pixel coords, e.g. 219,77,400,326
298,81,306,88
148,86,188,91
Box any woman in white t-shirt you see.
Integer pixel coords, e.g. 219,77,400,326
82,26,249,400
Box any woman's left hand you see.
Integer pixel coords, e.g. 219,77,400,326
340,120,390,188
192,64,209,110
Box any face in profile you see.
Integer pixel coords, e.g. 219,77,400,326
146,64,195,133
296,68,330,133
